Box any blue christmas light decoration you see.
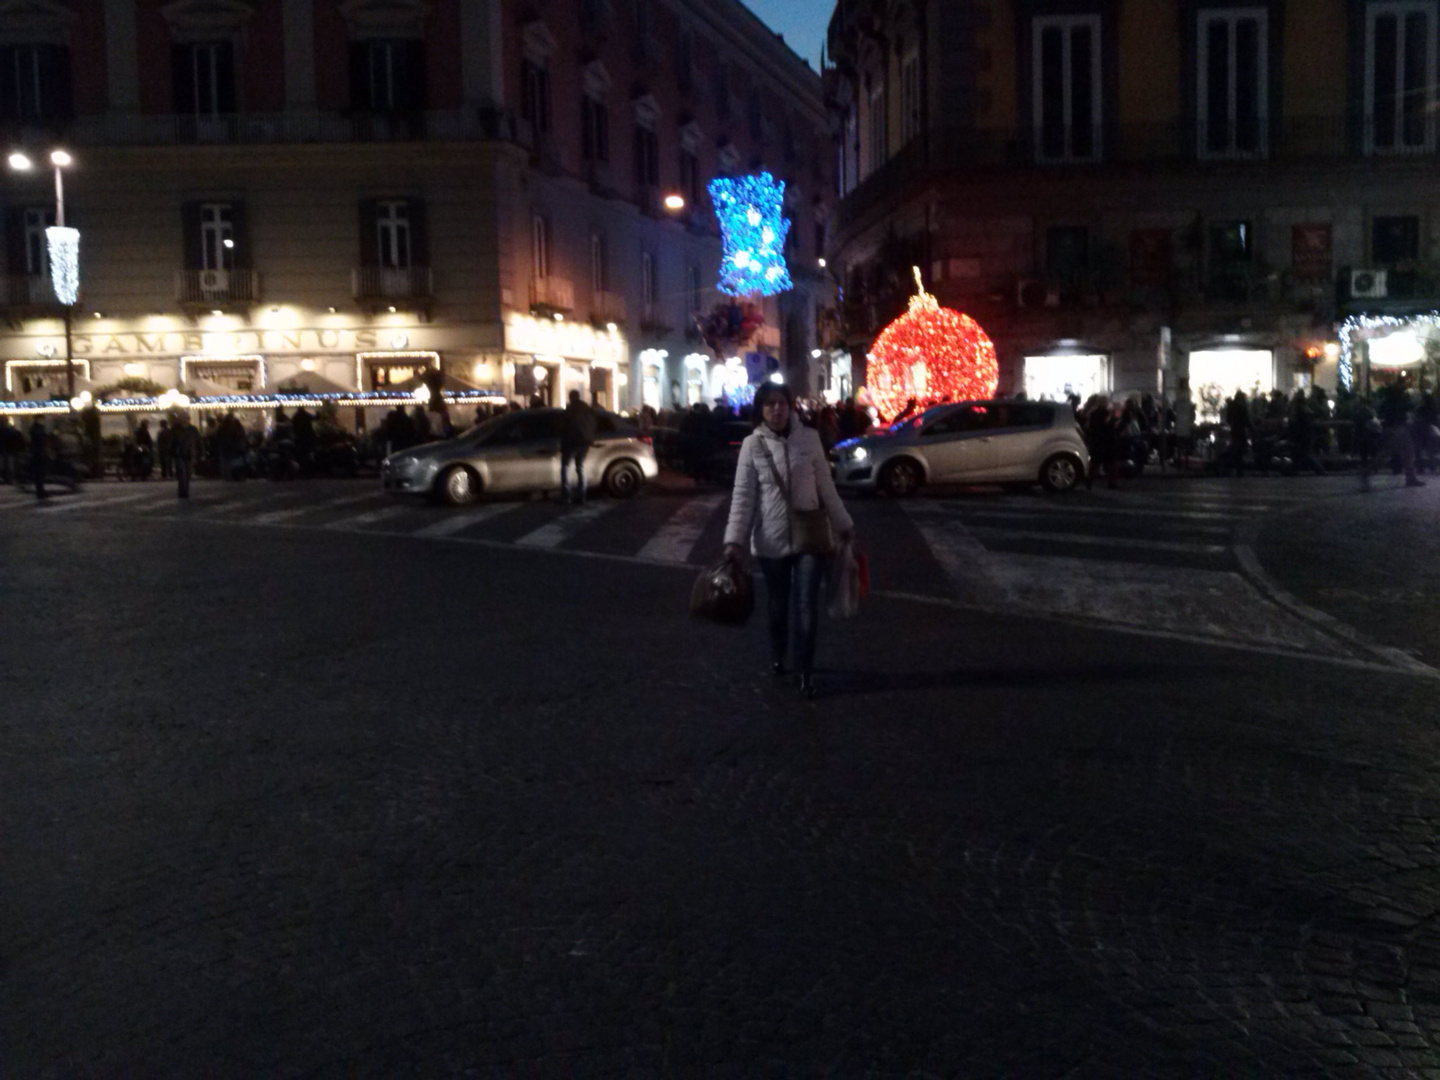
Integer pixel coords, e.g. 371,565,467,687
709,172,792,297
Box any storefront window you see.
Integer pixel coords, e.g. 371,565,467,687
1188,348,1273,421
1023,354,1109,403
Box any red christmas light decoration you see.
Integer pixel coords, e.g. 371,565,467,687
865,268,999,421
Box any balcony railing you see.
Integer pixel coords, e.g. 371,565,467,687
2,275,57,307
352,266,432,301
590,290,627,324
175,268,260,305
65,109,505,147
531,275,575,312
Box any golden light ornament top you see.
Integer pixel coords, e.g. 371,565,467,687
865,268,999,421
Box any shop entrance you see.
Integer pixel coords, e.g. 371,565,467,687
1023,354,1109,403
1187,349,1273,420
590,366,613,409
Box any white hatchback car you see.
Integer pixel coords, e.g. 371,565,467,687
832,400,1090,496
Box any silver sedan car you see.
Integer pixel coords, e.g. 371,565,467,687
832,400,1090,496
382,408,659,505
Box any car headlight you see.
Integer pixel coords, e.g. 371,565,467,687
849,445,869,462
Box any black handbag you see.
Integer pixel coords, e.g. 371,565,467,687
689,557,755,625
756,437,835,556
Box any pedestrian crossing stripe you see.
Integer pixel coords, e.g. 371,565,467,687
637,493,726,563
515,500,619,548
412,502,522,538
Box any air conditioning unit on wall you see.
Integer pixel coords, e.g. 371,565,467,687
1350,268,1388,299
199,269,230,295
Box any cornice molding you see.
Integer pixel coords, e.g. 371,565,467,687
160,0,256,41
0,0,77,44
335,0,429,39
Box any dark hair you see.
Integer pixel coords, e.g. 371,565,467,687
751,381,795,427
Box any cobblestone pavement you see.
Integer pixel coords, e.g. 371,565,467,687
2,475,1439,1073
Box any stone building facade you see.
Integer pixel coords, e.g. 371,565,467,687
0,0,831,414
825,0,1440,417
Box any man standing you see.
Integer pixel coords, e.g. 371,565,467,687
0,415,20,483
156,418,174,480
28,415,48,499
561,389,598,504
172,411,201,499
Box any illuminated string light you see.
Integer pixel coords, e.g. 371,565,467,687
0,390,508,416
46,226,80,305
708,173,792,297
865,268,999,421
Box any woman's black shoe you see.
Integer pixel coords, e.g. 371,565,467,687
798,674,816,700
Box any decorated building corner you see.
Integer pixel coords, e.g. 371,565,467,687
866,268,998,420
708,172,792,298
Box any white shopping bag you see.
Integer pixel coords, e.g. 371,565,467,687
827,539,861,620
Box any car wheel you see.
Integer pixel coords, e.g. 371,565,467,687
879,458,923,498
439,465,480,506
603,460,644,499
1040,453,1082,493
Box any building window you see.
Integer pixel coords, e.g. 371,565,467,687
676,31,695,93
531,214,550,280
866,82,887,174
842,104,858,194
0,44,71,121
1197,8,1268,158
748,93,764,142
590,232,607,293
1032,14,1102,163
633,0,655,62
375,201,412,269
1366,1,1437,153
200,203,236,271
641,251,655,318
19,206,54,275
582,94,609,160
579,0,609,34
1046,226,1089,282
1372,215,1421,263
350,39,424,112
679,147,699,206
899,50,922,146
1208,220,1253,299
173,41,236,116
714,63,730,120
634,123,659,186
522,59,551,136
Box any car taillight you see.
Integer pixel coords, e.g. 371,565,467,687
639,435,653,445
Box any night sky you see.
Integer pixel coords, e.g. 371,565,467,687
742,0,832,70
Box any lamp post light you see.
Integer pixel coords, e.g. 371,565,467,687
9,149,79,405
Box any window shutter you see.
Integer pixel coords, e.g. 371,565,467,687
42,45,74,120
172,44,195,113
402,40,426,111
4,208,26,276
215,40,237,113
349,42,370,110
0,47,14,119
181,201,203,270
408,198,428,266
357,199,378,266
230,202,251,269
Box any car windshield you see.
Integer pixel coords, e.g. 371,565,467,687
465,414,512,441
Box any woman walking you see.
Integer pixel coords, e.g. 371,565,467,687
723,383,854,699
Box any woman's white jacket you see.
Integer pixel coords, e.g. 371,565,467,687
724,422,854,559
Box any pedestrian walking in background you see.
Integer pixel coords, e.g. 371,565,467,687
28,415,48,499
1288,390,1325,475
0,415,21,483
156,419,174,480
1082,396,1119,489
1225,390,1251,477
561,389,598,504
723,382,855,700
133,419,155,480
1377,382,1424,488
172,411,201,499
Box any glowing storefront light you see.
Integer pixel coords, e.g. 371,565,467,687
1366,329,1426,368
1187,350,1274,419
1023,354,1110,402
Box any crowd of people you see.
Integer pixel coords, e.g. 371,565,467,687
1071,380,1438,489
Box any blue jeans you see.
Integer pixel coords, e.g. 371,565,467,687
757,554,826,675
561,445,588,501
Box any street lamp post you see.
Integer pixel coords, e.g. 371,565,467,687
8,149,78,405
